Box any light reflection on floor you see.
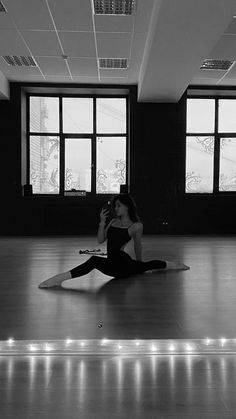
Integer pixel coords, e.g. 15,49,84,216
0,355,235,417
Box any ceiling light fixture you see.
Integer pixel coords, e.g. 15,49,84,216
93,0,136,15
200,59,234,71
99,58,128,69
2,56,37,67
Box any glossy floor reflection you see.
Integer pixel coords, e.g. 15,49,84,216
0,235,236,340
1,235,236,417
0,354,235,418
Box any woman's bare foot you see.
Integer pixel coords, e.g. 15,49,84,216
166,261,190,270
39,271,72,288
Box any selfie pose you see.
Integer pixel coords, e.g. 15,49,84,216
39,194,189,289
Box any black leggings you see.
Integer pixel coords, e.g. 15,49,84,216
70,251,166,279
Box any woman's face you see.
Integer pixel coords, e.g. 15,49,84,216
114,199,128,217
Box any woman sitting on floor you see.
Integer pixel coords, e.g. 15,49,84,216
39,193,189,289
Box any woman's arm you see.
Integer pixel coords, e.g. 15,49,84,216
131,223,143,261
97,218,116,244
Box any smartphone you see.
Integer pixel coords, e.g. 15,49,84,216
102,200,112,223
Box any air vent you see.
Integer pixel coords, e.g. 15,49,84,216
93,0,136,15
99,58,128,69
0,1,7,12
200,59,234,71
2,55,37,67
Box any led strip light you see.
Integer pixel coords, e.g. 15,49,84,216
0,338,235,355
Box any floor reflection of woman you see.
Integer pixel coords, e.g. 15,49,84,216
39,194,189,289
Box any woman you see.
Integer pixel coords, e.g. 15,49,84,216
39,194,189,289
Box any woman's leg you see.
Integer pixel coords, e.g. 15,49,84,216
39,271,72,288
131,259,190,274
39,256,119,289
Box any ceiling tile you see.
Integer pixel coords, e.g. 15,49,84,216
35,57,70,76
0,29,30,55
99,68,128,77
68,58,98,76
7,74,45,82
100,77,128,84
94,15,134,32
134,0,155,33
127,57,141,82
193,69,227,79
45,76,72,83
59,32,96,57
48,0,93,31
5,0,54,30
21,30,62,56
72,76,99,83
131,32,146,60
96,32,131,57
208,34,236,60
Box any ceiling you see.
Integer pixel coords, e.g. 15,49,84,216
0,0,236,102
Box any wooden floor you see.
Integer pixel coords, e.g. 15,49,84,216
1,234,236,418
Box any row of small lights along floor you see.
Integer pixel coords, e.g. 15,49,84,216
0,338,235,355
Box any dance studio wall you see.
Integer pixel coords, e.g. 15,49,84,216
0,83,236,235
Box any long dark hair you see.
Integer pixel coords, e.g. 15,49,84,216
110,193,141,222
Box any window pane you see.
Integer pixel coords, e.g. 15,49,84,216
219,138,236,191
187,99,215,133
30,136,59,194
97,98,126,133
65,139,91,192
185,136,214,193
63,98,93,133
30,97,59,133
219,100,236,132
96,137,126,194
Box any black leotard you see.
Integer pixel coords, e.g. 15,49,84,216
70,223,166,279
107,225,132,258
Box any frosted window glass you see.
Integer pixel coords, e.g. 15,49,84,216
185,136,214,193
63,98,93,133
65,139,91,192
219,100,236,133
97,99,126,133
219,138,236,191
30,97,59,133
30,136,59,194
187,99,215,133
96,137,126,194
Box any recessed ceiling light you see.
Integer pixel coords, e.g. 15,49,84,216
93,0,136,15
99,58,128,69
200,59,234,71
2,56,37,67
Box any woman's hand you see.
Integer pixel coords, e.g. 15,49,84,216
100,208,110,224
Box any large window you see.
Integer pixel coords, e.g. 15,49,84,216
186,98,236,193
28,95,128,195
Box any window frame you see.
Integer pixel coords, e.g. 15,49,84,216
186,95,236,195
27,93,129,197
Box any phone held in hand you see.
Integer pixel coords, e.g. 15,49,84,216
103,200,111,212
102,200,112,223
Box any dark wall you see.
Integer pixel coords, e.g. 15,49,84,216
0,83,236,235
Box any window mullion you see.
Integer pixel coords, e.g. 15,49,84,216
59,96,65,195
92,98,97,195
213,99,219,193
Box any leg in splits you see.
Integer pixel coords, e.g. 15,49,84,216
39,255,124,289
132,259,190,274
38,254,190,289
